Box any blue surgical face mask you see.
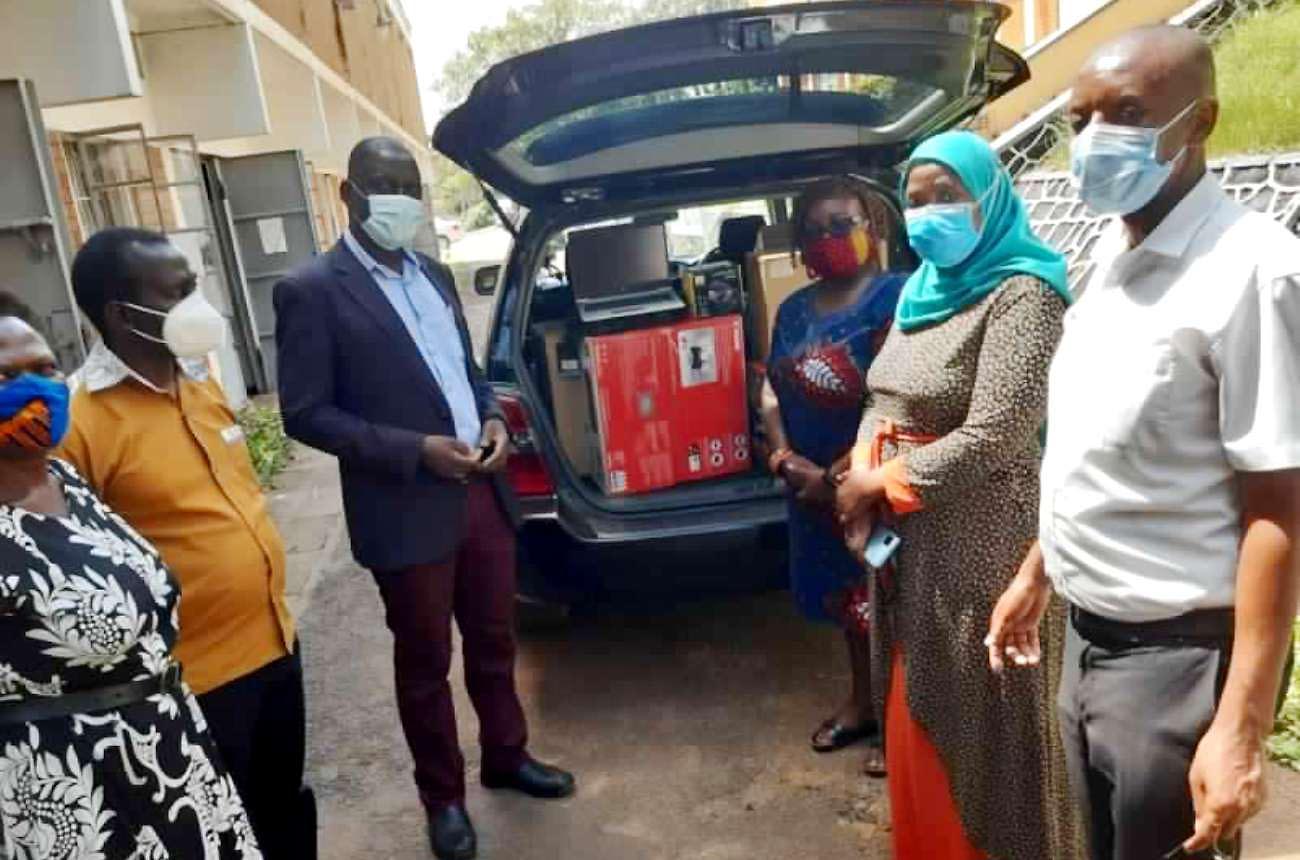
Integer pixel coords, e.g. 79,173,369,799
1070,100,1198,216
905,190,988,268
353,184,426,251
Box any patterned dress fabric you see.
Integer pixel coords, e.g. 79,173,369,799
768,272,904,621
0,460,261,860
859,276,1082,860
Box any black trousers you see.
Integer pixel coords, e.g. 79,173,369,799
199,648,317,859
1058,610,1238,860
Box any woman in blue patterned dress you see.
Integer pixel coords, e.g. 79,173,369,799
0,299,261,860
760,178,906,773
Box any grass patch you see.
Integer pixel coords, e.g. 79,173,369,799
238,404,293,489
1210,0,1300,158
1269,621,1300,770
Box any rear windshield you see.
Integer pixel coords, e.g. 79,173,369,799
504,73,940,168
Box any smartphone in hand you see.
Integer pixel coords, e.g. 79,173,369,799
864,525,902,570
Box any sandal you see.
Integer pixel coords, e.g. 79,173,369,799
811,718,880,753
861,742,887,779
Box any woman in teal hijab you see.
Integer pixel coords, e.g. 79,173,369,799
896,130,1070,329
832,129,1082,860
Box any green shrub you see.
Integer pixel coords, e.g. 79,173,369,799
1268,621,1300,771
238,404,293,489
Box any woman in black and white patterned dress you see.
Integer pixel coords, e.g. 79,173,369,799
0,302,261,859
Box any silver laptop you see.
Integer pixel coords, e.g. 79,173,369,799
567,223,685,324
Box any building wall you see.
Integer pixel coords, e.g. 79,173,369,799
1059,0,1111,29
3,0,430,402
998,0,1068,51
981,0,1199,139
251,0,425,141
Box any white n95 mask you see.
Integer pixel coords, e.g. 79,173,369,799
121,290,228,359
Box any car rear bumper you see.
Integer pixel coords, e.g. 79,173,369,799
519,491,786,544
513,490,788,602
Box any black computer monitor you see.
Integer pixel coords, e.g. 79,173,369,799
566,223,672,300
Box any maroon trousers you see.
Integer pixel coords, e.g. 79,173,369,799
373,481,528,812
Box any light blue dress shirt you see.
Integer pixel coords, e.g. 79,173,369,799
343,229,482,447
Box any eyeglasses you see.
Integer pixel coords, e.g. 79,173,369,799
800,214,868,242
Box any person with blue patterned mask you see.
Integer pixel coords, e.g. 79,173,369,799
0,293,266,860
0,315,68,456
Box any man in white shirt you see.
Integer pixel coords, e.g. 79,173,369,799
986,26,1300,860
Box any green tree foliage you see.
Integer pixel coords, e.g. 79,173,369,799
434,0,632,110
430,0,747,226
432,153,496,232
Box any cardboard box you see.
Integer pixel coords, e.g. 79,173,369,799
540,324,596,477
586,315,751,496
745,251,813,360
681,261,743,318
756,222,797,252
585,326,677,495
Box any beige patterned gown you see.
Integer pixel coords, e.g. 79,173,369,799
858,276,1082,860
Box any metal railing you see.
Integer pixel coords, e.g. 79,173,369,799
1016,153,1300,291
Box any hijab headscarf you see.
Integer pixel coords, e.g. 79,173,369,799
896,131,1070,331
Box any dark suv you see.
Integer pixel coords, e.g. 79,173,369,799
433,1,1029,604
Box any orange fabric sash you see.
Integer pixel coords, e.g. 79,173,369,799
852,419,937,515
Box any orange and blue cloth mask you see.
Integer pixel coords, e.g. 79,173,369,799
802,222,875,281
0,374,70,452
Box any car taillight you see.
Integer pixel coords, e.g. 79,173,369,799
497,391,555,498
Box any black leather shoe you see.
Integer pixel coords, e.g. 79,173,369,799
427,804,476,860
481,756,576,799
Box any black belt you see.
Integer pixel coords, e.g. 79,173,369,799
1071,606,1234,649
0,662,183,726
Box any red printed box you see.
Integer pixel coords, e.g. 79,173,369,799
586,315,750,496
669,316,751,485
585,326,677,496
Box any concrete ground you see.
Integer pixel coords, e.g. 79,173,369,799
270,443,1300,860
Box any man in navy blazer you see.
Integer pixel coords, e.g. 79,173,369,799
274,137,574,860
